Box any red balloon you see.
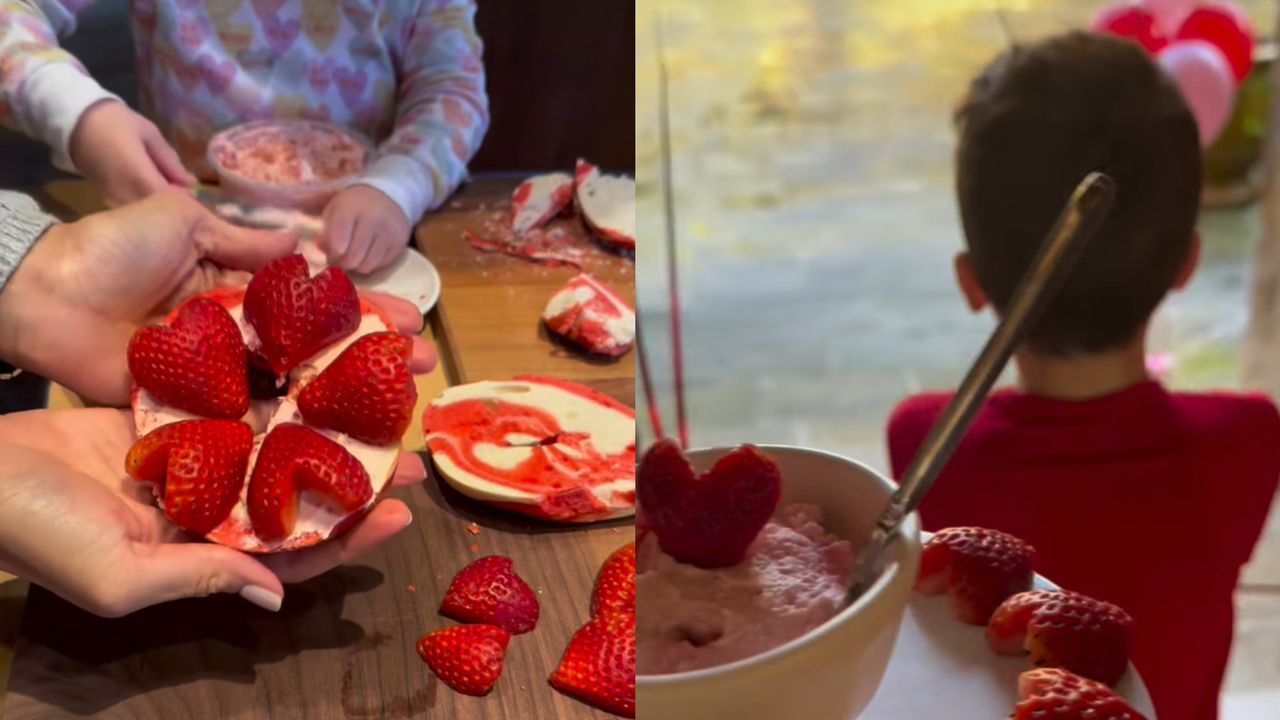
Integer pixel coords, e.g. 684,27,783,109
1091,3,1168,53
1176,4,1254,83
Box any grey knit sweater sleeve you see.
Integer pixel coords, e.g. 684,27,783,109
0,191,54,294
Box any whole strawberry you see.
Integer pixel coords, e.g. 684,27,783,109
988,590,1134,686
439,556,540,635
243,254,360,373
1012,668,1147,720
549,611,635,718
915,526,1035,625
592,542,636,617
126,419,254,534
416,624,510,696
298,332,416,445
247,423,373,541
637,438,781,569
128,296,249,419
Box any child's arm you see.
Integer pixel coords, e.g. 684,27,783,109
322,0,489,273
0,1,193,204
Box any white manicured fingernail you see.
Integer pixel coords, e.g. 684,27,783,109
240,585,283,612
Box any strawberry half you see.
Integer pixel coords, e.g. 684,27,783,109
549,611,635,718
247,423,373,541
125,419,253,535
439,555,541,635
297,332,416,445
128,296,249,419
1013,668,1148,720
989,590,1134,686
915,526,1034,625
243,254,360,373
591,542,636,617
637,438,781,569
416,624,510,697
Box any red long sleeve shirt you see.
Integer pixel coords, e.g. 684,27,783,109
888,381,1280,720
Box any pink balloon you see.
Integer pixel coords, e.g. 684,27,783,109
1144,0,1199,37
1176,3,1254,83
1157,40,1237,147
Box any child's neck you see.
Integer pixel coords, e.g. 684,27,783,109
1013,338,1151,401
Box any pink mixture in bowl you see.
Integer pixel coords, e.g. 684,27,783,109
636,503,855,675
207,120,370,211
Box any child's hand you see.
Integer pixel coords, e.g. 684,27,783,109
322,185,412,274
68,101,196,207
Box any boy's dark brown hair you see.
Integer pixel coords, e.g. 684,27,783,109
954,31,1201,355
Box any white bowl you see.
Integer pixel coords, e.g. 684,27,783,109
636,445,921,720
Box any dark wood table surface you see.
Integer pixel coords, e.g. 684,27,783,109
1,178,636,719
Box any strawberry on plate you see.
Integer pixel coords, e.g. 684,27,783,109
915,526,1034,625
127,295,249,419
988,590,1134,686
637,438,782,569
592,542,636,617
1012,668,1148,720
550,611,635,718
297,331,416,445
439,555,540,635
125,419,254,535
243,254,360,373
247,423,373,541
417,624,511,696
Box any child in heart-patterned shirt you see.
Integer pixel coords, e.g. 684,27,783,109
0,0,489,273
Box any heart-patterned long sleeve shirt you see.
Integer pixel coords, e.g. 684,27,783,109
0,0,489,223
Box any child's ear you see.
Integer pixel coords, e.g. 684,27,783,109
1172,231,1201,291
954,251,988,312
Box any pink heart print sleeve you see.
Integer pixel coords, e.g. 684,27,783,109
0,0,490,224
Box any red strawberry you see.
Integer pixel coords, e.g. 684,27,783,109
637,438,781,569
989,590,1134,686
126,419,253,534
247,423,372,541
549,611,635,718
416,624,510,696
439,555,540,634
243,254,360,373
592,542,636,617
128,296,249,418
297,332,416,445
1012,668,1147,720
915,526,1034,625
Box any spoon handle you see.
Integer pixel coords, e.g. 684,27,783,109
881,171,1116,537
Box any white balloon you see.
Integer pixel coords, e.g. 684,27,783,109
1157,40,1237,147
1143,0,1199,36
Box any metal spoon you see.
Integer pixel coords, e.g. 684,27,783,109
844,171,1117,606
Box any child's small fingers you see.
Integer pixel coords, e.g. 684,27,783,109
324,206,355,259
341,220,376,272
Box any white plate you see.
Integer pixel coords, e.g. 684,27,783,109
298,237,441,315
862,575,1157,719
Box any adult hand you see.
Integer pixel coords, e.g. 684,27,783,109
322,184,412,274
68,101,196,207
0,408,427,617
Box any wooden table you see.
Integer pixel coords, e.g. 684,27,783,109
0,178,635,719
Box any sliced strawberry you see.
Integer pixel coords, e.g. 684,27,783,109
592,542,636,617
125,419,253,535
637,438,781,569
439,555,540,635
549,611,635,718
416,624,510,696
1013,668,1147,720
247,423,373,541
914,526,1034,625
989,590,1133,686
243,254,360,373
128,296,249,418
297,331,416,445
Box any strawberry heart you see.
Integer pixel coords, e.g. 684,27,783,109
297,331,416,445
128,296,249,418
243,254,360,373
637,438,782,569
126,419,254,535
247,423,372,541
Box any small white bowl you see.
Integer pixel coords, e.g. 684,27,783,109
636,445,921,720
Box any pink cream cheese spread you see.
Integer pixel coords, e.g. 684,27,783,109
212,121,367,185
636,504,855,675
